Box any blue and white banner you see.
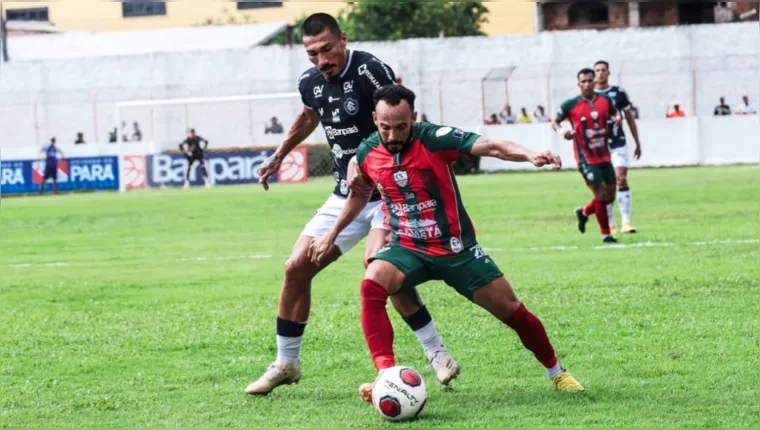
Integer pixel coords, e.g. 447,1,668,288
1,156,119,195
146,149,276,188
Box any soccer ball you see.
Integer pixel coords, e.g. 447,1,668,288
371,366,427,421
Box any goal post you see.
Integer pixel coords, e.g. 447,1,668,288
113,91,316,192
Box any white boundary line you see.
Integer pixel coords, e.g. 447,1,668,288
3,239,758,269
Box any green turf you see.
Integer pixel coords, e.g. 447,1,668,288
1,165,759,427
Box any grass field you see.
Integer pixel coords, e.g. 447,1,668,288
1,165,759,427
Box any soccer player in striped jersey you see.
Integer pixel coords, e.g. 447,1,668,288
552,68,621,244
309,85,585,398
594,60,642,234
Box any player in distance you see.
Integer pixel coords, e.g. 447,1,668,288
551,68,621,244
594,60,642,234
179,128,211,189
309,85,585,401
246,13,459,396
38,137,64,195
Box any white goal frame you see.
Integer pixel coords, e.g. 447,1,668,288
114,92,301,192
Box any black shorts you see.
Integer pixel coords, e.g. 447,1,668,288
186,152,205,164
43,164,57,180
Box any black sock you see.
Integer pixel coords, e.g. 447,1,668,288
402,306,432,331
277,317,307,337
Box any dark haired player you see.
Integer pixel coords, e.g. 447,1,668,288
594,60,642,234
552,68,621,244
309,85,584,400
179,129,211,189
38,137,64,195
246,13,459,396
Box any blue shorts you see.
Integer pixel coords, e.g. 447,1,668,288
43,164,58,180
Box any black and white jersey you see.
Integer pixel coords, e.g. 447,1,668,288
595,85,632,149
299,50,396,199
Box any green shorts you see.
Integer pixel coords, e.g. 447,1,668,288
578,162,616,187
369,242,504,301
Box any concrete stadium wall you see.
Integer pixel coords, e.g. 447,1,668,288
477,115,760,172
1,22,758,150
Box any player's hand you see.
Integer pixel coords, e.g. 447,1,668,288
258,153,282,191
562,130,575,140
530,150,562,170
309,235,336,267
634,145,642,160
613,115,623,127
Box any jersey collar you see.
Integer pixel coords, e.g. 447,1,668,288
329,49,354,82
595,85,612,93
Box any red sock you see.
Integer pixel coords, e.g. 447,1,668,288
583,199,596,216
504,303,558,369
360,279,395,371
594,198,610,235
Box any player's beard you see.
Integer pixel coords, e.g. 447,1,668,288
384,140,405,153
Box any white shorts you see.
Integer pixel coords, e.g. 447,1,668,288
301,194,386,254
610,146,630,169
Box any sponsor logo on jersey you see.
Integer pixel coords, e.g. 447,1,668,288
389,199,437,216
324,125,359,140
435,127,452,137
332,108,341,123
450,237,463,253
313,85,324,98
331,144,358,159
358,63,382,89
318,108,324,116
399,223,443,240
343,80,354,93
328,96,340,103
591,111,599,120
339,179,348,195
393,170,408,187
344,98,359,115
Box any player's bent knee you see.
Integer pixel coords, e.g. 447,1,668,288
365,260,404,294
389,290,422,317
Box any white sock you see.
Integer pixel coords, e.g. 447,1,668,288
606,203,616,228
276,335,302,367
618,189,632,224
545,362,563,378
413,321,447,360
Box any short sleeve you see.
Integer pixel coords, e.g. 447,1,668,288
356,57,396,100
555,98,575,122
616,88,632,111
298,71,316,111
605,95,618,117
415,122,479,158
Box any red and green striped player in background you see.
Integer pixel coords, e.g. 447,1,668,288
309,85,585,400
552,67,622,244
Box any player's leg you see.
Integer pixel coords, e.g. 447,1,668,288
198,157,211,188
441,246,584,391
357,245,430,402
364,226,459,384
39,178,45,195
184,157,193,189
614,152,636,233
575,164,616,243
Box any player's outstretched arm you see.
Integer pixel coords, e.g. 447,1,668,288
469,137,562,169
309,158,373,266
258,106,320,191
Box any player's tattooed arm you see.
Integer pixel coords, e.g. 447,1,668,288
470,137,562,169
258,107,320,190
309,158,373,266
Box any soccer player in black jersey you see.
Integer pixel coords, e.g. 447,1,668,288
246,13,459,396
178,129,211,189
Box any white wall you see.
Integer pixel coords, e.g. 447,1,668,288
1,22,758,150
477,115,760,172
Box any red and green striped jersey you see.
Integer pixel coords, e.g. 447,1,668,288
556,94,617,166
356,122,479,257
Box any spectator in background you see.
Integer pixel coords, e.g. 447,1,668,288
132,122,143,141
667,103,686,118
499,104,517,124
517,107,533,124
484,113,501,125
734,95,757,115
108,128,117,143
714,97,731,115
75,132,86,144
420,113,429,123
265,116,284,134
39,137,64,195
534,105,550,123
120,121,130,142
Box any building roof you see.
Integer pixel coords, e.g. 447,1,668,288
5,21,288,61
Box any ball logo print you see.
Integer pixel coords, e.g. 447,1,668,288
378,395,402,418
278,148,308,183
399,368,422,387
124,155,146,189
